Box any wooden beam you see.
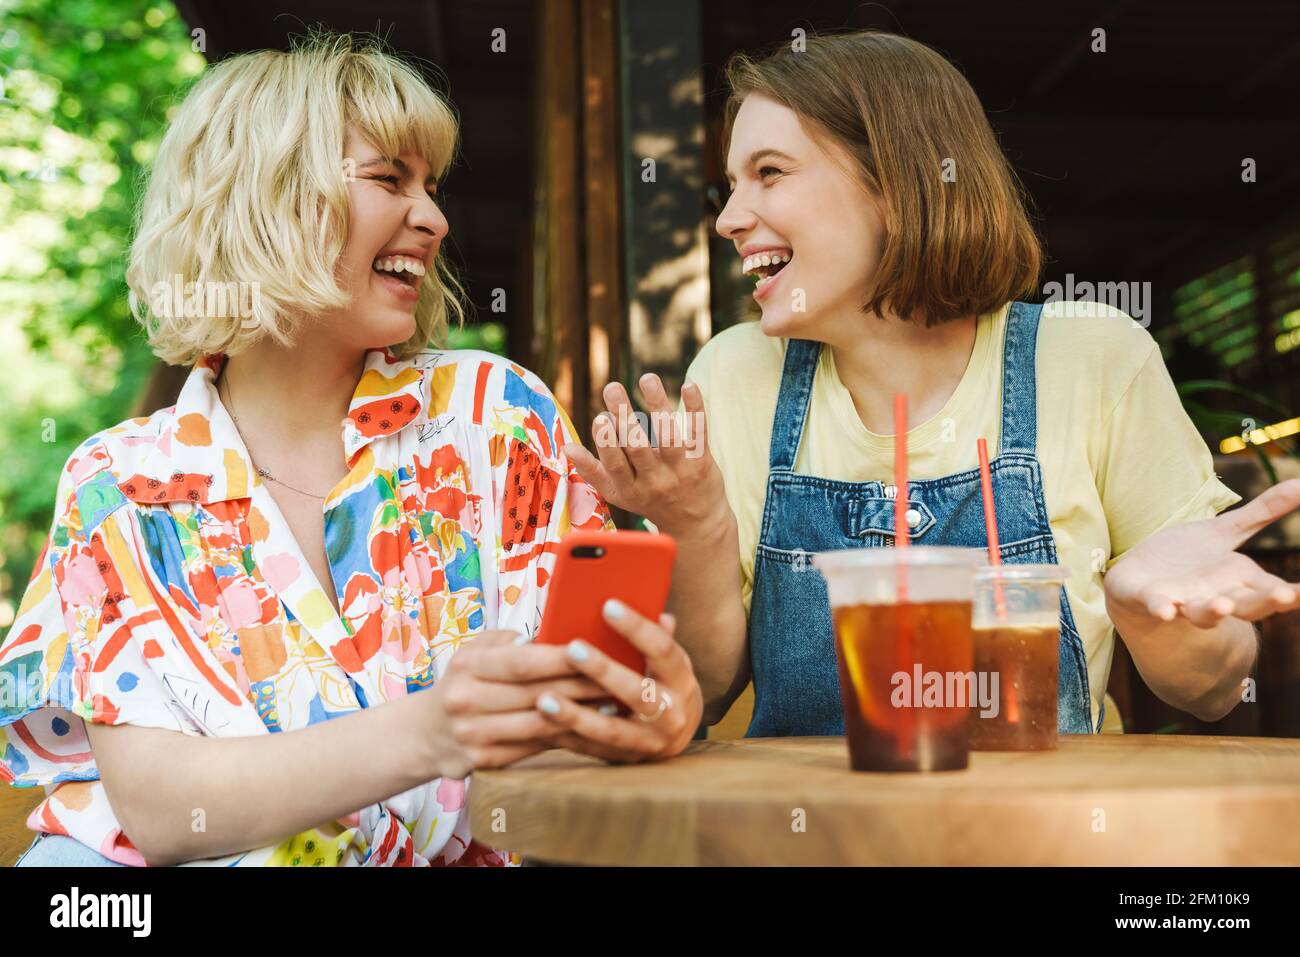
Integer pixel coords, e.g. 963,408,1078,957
581,0,625,426
530,0,586,420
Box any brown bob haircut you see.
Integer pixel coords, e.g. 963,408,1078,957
722,31,1043,325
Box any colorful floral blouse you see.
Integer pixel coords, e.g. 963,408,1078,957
0,347,612,866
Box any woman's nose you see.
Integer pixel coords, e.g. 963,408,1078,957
714,189,755,240
411,194,449,240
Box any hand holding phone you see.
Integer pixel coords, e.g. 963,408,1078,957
534,530,676,678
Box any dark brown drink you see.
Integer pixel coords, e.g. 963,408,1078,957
833,601,974,772
968,624,1058,750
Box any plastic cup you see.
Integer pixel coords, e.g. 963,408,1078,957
813,547,986,772
969,564,1065,751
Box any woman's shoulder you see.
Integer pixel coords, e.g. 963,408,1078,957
412,347,563,420
44,405,184,538
410,347,573,464
687,320,784,386
1032,299,1162,402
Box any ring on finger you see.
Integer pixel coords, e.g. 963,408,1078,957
636,689,674,724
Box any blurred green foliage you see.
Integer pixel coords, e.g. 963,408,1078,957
0,0,204,631
0,3,510,636
446,320,506,354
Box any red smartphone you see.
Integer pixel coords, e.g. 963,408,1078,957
534,530,677,677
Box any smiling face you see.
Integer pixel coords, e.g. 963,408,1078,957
717,94,886,341
318,128,449,352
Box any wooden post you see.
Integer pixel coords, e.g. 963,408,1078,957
531,0,585,423
581,0,625,431
531,0,625,442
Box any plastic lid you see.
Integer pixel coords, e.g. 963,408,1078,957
812,546,988,573
974,563,1068,584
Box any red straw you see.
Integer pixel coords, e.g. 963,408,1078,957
893,394,914,759
893,394,910,555
977,438,1015,721
976,438,1007,619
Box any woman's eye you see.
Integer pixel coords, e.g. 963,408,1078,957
372,173,439,203
758,166,783,180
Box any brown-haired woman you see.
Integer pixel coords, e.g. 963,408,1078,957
566,30,1300,740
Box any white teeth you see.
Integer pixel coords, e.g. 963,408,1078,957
372,255,426,277
741,251,792,277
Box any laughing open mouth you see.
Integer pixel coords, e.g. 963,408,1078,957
372,254,426,288
742,250,792,289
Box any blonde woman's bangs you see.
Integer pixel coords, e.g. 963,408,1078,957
126,31,465,366
345,58,459,182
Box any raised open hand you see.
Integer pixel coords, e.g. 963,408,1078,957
1104,478,1300,628
563,374,730,539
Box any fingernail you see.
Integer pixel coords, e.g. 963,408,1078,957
598,703,619,716
537,693,561,715
512,632,532,646
566,640,590,663
603,598,626,620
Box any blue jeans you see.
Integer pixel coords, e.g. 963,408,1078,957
14,833,128,867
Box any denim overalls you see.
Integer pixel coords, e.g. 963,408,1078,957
745,301,1099,738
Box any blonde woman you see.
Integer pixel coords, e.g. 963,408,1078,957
2,33,702,867
571,31,1300,741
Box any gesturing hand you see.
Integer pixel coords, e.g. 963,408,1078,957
1104,478,1300,628
563,374,730,540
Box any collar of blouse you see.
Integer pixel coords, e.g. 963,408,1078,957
112,348,429,507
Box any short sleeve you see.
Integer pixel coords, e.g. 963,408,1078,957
0,453,94,787
484,363,614,637
683,344,756,616
1096,343,1242,569
1,454,193,789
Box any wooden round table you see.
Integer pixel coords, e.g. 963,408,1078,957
468,734,1300,865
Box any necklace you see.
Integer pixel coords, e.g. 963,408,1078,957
219,371,331,499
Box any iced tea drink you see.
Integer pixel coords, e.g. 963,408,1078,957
969,565,1065,751
814,547,985,772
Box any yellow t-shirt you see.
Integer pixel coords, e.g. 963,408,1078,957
685,300,1242,733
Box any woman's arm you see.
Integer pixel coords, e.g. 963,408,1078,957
88,688,442,866
1103,479,1300,721
564,374,750,724
663,508,752,724
87,632,606,865
1105,604,1258,722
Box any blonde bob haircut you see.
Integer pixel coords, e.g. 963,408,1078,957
723,31,1042,326
127,30,465,365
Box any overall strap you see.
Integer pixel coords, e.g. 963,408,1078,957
999,301,1044,455
768,338,822,473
